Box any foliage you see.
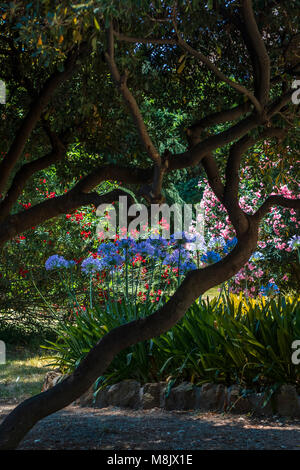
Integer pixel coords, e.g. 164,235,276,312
45,294,300,390
198,146,300,295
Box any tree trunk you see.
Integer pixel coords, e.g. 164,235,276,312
0,223,258,449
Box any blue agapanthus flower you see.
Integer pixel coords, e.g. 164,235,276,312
116,237,137,251
260,282,280,296
45,255,74,271
97,242,118,257
81,257,105,274
102,253,125,268
288,235,300,250
146,236,167,258
250,251,264,262
162,248,197,273
222,237,238,254
208,236,226,249
201,250,222,264
136,240,155,257
169,231,197,246
225,237,238,249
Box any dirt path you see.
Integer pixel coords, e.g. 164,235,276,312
0,403,299,450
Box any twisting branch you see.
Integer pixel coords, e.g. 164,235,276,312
0,43,87,194
0,127,67,222
224,127,286,203
0,188,133,247
254,195,300,220
222,127,286,235
201,154,224,202
0,161,152,246
114,30,176,45
105,23,165,201
240,0,270,107
170,9,262,113
188,102,252,136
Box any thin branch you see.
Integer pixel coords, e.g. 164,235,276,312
240,0,270,106
0,148,65,223
0,44,87,194
201,153,224,202
0,189,133,246
187,102,252,137
105,25,160,167
254,195,300,220
105,23,164,200
224,127,286,203
114,30,176,45
171,10,262,113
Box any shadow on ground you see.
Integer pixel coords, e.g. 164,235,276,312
0,404,299,450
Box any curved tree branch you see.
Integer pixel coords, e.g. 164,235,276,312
240,0,270,107
0,44,87,194
254,195,300,220
0,221,259,449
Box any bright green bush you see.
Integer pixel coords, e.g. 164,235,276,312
44,294,300,391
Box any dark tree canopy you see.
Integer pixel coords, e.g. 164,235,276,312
0,0,299,449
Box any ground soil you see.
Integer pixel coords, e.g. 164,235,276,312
0,401,299,450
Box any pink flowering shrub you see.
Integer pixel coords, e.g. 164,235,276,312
198,147,300,295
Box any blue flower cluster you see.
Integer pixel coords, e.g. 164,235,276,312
250,251,264,262
200,237,238,264
45,235,239,275
201,251,222,264
260,282,280,296
162,248,197,273
81,257,105,274
45,255,75,271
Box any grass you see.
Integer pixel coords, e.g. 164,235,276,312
204,286,220,299
0,344,52,401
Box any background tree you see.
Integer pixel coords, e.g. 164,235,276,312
0,0,299,449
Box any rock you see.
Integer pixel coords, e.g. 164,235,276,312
141,382,165,409
248,393,274,417
42,370,63,392
165,382,199,410
275,384,300,417
225,385,252,413
94,387,109,408
78,385,95,407
106,380,141,408
198,383,226,411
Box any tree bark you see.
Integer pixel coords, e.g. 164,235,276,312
0,222,258,449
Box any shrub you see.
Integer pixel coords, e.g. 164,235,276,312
44,294,300,391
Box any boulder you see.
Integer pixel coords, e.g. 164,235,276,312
248,393,274,417
42,370,63,392
106,380,141,408
225,385,252,413
165,382,199,410
94,387,109,408
198,383,226,411
141,382,165,409
78,385,95,407
275,384,300,417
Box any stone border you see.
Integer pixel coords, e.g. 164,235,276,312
43,372,300,418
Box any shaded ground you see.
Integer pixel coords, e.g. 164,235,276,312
0,403,299,450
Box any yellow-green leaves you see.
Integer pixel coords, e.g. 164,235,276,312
94,17,100,31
